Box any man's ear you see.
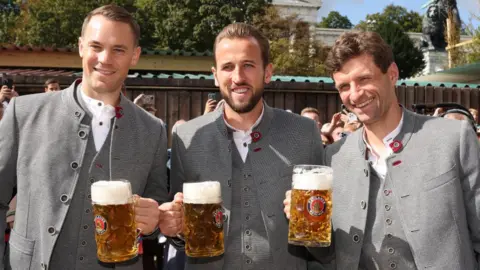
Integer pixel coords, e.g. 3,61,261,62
212,66,219,87
264,63,273,84
388,62,399,84
78,37,84,58
131,46,141,66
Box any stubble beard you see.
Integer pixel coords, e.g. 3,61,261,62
221,86,264,114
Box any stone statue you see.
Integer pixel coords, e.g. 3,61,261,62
421,0,461,51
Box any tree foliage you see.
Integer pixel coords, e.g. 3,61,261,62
2,0,270,51
253,6,329,76
373,21,426,79
356,4,423,33
317,11,352,29
136,0,270,51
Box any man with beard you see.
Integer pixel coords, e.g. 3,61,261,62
159,23,324,269
284,31,480,269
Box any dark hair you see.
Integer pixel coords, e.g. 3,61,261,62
325,31,394,76
44,78,59,87
82,4,140,46
214,23,270,68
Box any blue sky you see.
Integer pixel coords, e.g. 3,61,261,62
317,0,480,29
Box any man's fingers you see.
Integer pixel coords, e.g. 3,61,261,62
159,202,182,212
173,192,184,204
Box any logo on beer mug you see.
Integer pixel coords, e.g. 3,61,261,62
94,215,108,235
213,208,223,229
307,196,326,216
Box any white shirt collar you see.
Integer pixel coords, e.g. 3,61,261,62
223,103,265,162
363,109,405,158
79,88,115,119
223,103,265,134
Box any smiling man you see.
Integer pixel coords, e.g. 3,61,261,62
283,31,480,270
160,23,324,270
0,5,168,269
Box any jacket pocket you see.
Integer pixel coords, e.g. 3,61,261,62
423,165,457,191
8,229,35,269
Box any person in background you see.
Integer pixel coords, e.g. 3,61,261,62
301,107,322,130
44,78,61,92
0,79,19,109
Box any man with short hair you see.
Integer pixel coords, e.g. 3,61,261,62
301,107,322,130
0,4,168,269
285,31,480,269
44,78,61,92
160,23,324,269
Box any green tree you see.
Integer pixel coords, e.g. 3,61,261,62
253,6,329,76
136,0,270,51
373,21,425,79
11,0,136,47
0,1,20,44
317,11,352,29
356,4,423,33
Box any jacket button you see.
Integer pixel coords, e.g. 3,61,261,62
360,200,367,209
385,204,391,211
47,226,56,235
352,234,360,243
388,247,395,254
71,162,79,169
389,262,397,269
60,194,69,203
78,131,87,139
245,230,252,236
89,177,95,183
364,169,369,177
74,111,81,117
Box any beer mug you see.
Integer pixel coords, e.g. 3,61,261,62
183,181,224,257
288,165,333,247
91,180,138,263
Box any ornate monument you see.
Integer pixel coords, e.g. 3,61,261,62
421,0,461,51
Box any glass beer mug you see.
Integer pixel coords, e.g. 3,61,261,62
183,181,224,257
91,180,138,263
288,165,333,247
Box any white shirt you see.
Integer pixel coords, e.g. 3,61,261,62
80,89,115,151
363,112,404,179
2,101,8,109
224,105,265,162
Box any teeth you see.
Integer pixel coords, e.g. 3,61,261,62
356,97,374,108
94,68,114,75
233,88,248,93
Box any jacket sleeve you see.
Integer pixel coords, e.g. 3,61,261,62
458,120,480,267
142,122,169,205
166,128,186,249
0,98,19,269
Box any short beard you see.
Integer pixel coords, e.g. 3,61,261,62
221,87,264,114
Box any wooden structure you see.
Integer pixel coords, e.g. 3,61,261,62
6,73,480,145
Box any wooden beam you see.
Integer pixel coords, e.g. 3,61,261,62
446,39,474,50
0,50,213,72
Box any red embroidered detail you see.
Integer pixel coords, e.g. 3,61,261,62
253,147,262,152
115,106,124,119
95,163,103,169
251,131,262,143
389,140,402,153
392,160,402,166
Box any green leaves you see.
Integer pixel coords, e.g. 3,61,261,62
317,11,353,29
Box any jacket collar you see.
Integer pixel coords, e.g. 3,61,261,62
62,79,134,125
358,106,416,158
215,100,275,140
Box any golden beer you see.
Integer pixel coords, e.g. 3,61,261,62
91,180,138,263
288,165,333,247
183,181,224,257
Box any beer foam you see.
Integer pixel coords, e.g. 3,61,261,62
292,173,332,190
183,181,222,204
91,180,132,205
